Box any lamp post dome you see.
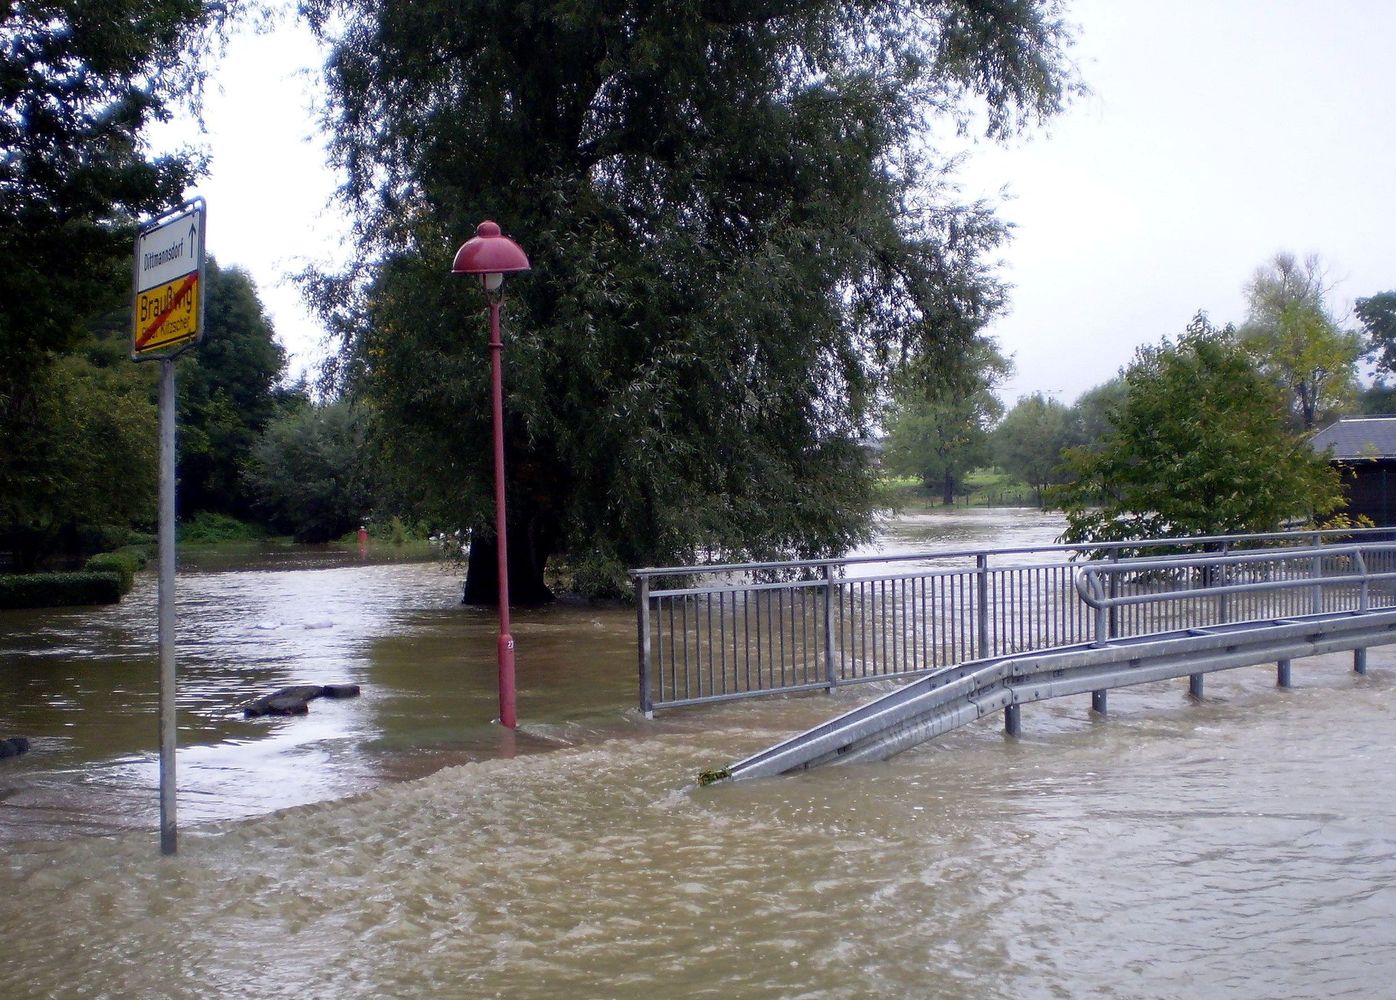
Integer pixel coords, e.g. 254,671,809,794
452,220,530,291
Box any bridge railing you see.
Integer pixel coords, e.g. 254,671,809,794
632,526,1396,715
1074,542,1396,643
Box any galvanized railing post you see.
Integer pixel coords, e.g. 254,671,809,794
1094,576,1109,648
823,563,836,691
636,574,653,717
1107,549,1120,639
1356,547,1370,675
1217,543,1230,625
976,554,989,659
1358,547,1371,612
1311,550,1323,615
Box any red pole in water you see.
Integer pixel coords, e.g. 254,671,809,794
487,296,516,728
452,220,530,729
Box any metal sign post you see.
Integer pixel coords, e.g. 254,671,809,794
131,198,206,856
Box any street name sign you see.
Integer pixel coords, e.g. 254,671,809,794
131,198,206,359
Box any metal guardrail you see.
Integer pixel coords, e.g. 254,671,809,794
633,527,1396,715
1074,542,1396,642
705,607,1396,782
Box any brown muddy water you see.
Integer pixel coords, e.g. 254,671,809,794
4,508,1396,998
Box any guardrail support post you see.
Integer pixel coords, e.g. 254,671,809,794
1277,659,1291,687
1188,673,1204,699
823,564,836,692
636,575,653,718
1091,689,1107,715
1004,703,1021,736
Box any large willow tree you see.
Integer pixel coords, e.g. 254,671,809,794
304,0,1078,601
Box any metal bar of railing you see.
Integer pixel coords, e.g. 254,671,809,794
635,533,1396,713
630,525,1396,581
637,575,651,716
1074,544,1396,611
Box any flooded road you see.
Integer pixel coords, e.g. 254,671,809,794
4,509,1396,997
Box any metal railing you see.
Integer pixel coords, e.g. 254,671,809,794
1075,542,1396,644
709,607,1396,782
633,526,1396,715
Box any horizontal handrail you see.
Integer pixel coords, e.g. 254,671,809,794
651,557,1054,600
1073,543,1396,609
632,525,1396,581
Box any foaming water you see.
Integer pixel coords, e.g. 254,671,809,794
5,512,1396,996
4,661,1396,998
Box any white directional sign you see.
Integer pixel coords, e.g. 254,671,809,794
132,199,206,359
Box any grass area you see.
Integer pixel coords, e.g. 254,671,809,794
879,468,1038,510
961,468,1036,507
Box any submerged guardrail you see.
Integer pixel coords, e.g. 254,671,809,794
633,527,1396,716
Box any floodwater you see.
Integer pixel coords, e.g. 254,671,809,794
4,508,1396,998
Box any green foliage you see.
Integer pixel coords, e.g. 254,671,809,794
884,342,1010,504
993,393,1074,502
1240,252,1362,429
1356,291,1396,374
303,0,1078,598
0,572,123,610
0,2,215,378
1063,377,1128,452
0,2,247,569
172,258,294,518
565,549,634,602
1051,313,1343,546
116,542,152,569
1356,380,1396,415
0,354,157,570
83,551,141,595
178,511,265,545
245,400,372,544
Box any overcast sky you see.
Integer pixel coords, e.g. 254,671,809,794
164,0,1396,404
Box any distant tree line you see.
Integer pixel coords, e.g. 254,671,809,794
0,4,397,573
887,250,1394,542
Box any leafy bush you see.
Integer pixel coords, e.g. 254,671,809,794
115,543,152,568
0,572,122,609
245,401,371,544
566,550,632,601
83,552,140,594
178,512,265,544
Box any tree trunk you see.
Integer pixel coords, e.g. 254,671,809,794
942,469,955,506
461,520,555,606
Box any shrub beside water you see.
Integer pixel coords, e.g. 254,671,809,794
83,551,141,595
178,512,265,544
0,572,123,610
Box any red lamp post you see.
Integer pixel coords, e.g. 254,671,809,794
452,220,531,728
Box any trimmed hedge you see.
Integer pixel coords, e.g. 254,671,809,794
0,572,123,610
83,551,141,594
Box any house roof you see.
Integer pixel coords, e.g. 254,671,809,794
1311,417,1396,460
